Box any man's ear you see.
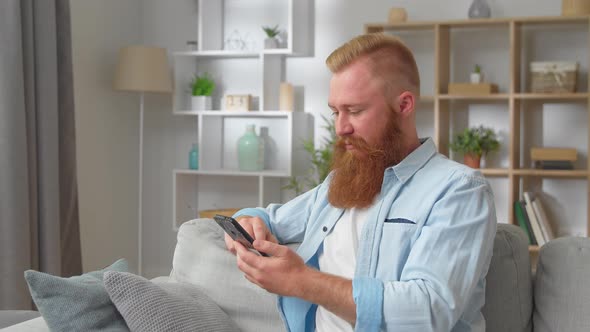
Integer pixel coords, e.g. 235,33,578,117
395,91,416,116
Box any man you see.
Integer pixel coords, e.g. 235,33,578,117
225,33,496,332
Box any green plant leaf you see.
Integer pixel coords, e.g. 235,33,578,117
450,125,500,157
189,72,215,96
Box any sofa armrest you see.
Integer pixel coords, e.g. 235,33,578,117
534,236,590,332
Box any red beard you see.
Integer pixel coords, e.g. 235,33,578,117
328,114,404,209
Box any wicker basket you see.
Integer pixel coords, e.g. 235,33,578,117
530,62,578,93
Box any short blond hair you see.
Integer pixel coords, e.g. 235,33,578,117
326,33,420,97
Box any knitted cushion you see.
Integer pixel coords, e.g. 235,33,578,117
104,271,239,332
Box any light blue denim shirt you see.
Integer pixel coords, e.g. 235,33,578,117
235,138,497,332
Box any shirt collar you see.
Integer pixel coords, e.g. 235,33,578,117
386,137,436,184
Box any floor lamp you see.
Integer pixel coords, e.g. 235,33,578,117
113,46,172,275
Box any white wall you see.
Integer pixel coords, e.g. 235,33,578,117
71,0,141,272
72,0,579,276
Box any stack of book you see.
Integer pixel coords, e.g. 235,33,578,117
530,147,577,170
513,192,556,246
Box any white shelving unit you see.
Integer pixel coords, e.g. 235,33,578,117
172,0,314,230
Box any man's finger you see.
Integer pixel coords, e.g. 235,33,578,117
253,240,287,256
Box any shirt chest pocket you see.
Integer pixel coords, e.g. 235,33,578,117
375,221,419,280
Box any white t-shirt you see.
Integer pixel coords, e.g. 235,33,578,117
315,207,369,332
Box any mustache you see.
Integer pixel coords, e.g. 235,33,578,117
335,136,384,157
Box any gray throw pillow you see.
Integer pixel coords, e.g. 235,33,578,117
170,219,286,332
24,258,129,332
103,271,239,332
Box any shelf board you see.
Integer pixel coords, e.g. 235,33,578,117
515,92,590,101
515,15,590,25
173,110,294,117
481,168,509,176
513,169,588,178
173,49,298,58
174,168,290,178
364,15,590,33
439,94,510,100
173,50,260,58
419,95,435,102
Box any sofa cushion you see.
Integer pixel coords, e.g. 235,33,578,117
170,218,286,332
24,258,129,332
533,236,590,332
482,223,533,332
104,271,239,332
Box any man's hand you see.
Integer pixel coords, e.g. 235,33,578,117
234,240,357,324
234,240,308,297
224,216,278,255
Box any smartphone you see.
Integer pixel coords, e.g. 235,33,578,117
213,214,269,257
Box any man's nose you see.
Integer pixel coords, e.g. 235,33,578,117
335,113,353,137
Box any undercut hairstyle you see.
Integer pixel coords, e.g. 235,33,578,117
325,33,420,98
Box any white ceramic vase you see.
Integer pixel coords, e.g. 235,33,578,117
191,96,212,111
264,37,278,49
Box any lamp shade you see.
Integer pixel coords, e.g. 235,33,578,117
113,45,172,93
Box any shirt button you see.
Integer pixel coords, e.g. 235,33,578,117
322,226,328,232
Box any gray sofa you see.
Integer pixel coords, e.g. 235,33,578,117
2,220,589,331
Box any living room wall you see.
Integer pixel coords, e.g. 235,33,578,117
72,0,568,277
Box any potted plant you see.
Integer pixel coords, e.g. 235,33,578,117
450,125,500,168
189,72,215,110
262,25,281,49
470,64,483,83
283,115,336,195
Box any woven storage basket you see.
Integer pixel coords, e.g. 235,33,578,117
530,62,578,93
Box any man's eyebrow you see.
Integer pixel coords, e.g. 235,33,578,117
328,103,358,110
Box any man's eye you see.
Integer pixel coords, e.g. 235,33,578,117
331,111,339,117
349,109,363,115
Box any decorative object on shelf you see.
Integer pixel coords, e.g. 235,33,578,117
468,0,491,18
530,62,578,93
224,30,255,51
450,126,500,169
198,208,241,219
284,115,336,195
448,82,498,95
113,45,172,275
470,64,483,83
531,147,577,170
225,94,251,111
262,25,281,49
279,82,294,111
259,127,276,170
562,0,590,16
237,124,264,171
188,143,199,170
189,72,215,110
388,7,408,23
186,40,198,51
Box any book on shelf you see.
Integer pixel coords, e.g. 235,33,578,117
523,192,546,246
513,200,537,245
530,193,556,242
530,147,577,162
532,160,574,170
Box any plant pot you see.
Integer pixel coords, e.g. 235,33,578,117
264,37,278,49
191,96,212,111
464,153,482,168
470,72,483,84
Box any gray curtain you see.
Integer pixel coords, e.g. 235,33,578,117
0,0,82,310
